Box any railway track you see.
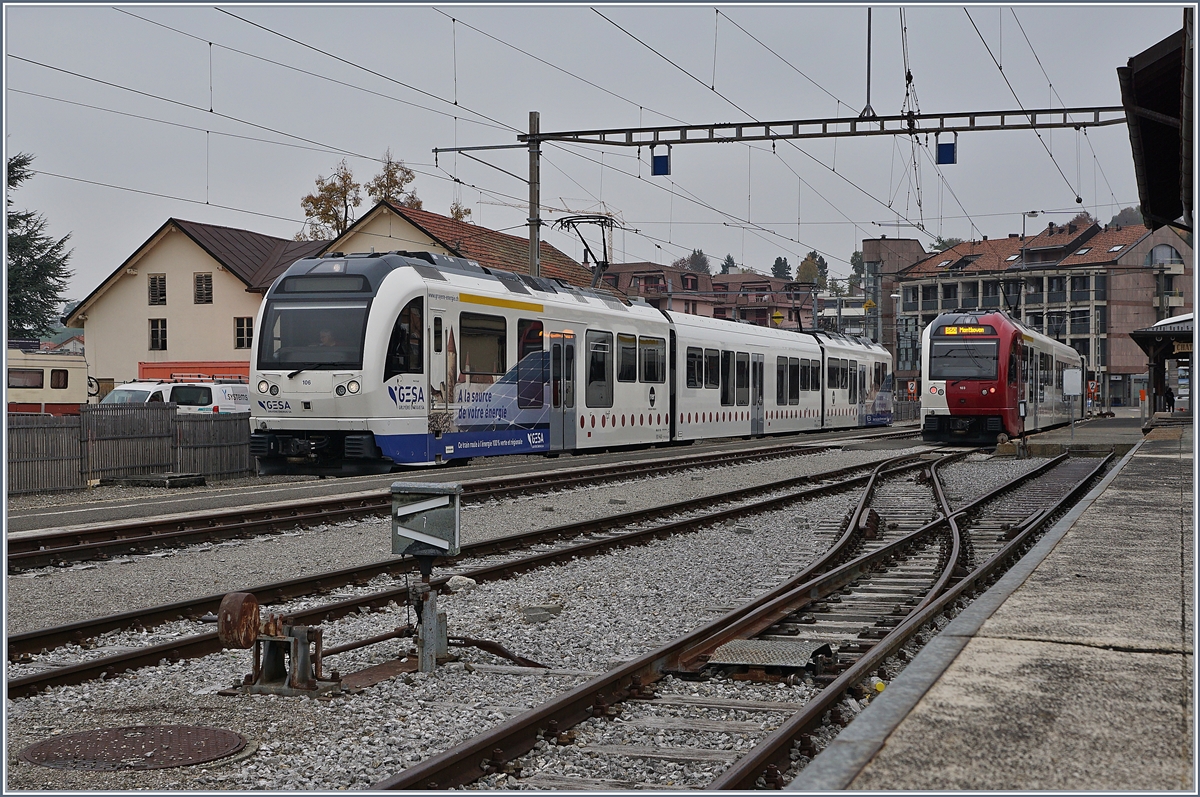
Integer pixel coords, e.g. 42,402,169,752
8,430,917,572
7,450,937,697
371,452,1110,791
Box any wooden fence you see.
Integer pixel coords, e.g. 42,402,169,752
7,406,253,495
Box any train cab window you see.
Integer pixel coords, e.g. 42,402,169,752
639,336,666,383
585,330,613,408
720,351,735,406
384,298,425,380
848,360,858,403
735,352,750,406
8,368,43,389
930,340,998,380
517,319,545,409
686,347,704,388
776,357,788,405
460,312,506,375
433,317,443,353
50,369,69,390
617,334,638,382
788,358,800,404
704,349,720,389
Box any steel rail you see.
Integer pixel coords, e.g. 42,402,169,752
7,455,926,697
8,431,916,570
706,453,1111,789
7,455,909,659
371,452,1074,790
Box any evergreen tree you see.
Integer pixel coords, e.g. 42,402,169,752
1108,206,1142,227
720,253,736,274
931,235,964,252
671,249,711,274
7,153,73,338
849,250,865,292
771,256,791,280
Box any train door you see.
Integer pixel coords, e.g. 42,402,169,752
857,362,867,423
750,353,765,436
546,325,577,451
429,311,447,408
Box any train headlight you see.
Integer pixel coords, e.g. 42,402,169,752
347,380,360,394
269,384,279,396
335,384,347,396
989,387,996,394
257,380,270,393
982,389,988,395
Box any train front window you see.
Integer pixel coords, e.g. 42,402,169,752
929,340,998,380
258,300,369,370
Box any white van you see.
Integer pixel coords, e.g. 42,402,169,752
100,381,251,414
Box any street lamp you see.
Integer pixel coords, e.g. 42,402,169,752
1021,210,1042,240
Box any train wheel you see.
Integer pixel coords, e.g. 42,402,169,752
997,433,1010,444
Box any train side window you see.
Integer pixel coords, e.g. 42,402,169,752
617,334,638,382
384,298,424,380
1008,344,1019,386
686,347,703,388
809,360,821,391
776,357,788,405
798,359,809,393
8,368,43,389
639,336,666,383
720,351,734,406
788,358,800,404
551,343,562,408
517,319,545,409
704,349,720,389
50,369,68,389
827,358,837,391
585,330,613,408
735,352,750,406
460,312,506,375
433,317,443,353
848,359,858,403
564,342,575,408
841,359,850,390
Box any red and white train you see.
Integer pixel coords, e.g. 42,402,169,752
920,310,1083,444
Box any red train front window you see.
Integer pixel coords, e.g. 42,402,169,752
929,340,998,380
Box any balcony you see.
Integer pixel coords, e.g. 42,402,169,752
1153,291,1186,308
1070,290,1090,302
1070,320,1090,334
941,298,958,309
1025,292,1043,304
982,295,1000,308
903,299,918,312
960,296,978,309
920,298,938,310
1047,290,1066,303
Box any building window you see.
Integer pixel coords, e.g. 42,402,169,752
1094,274,1107,300
148,274,166,305
149,318,167,350
1070,309,1090,335
1046,312,1067,339
235,317,253,349
1025,313,1043,332
194,273,213,304
982,280,1001,307
1047,276,1066,303
1070,275,1090,302
1146,244,1184,266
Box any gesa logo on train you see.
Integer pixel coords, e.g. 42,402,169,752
388,384,425,408
258,399,292,412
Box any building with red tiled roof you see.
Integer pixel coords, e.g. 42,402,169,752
710,272,812,329
64,218,328,385
324,201,594,288
889,221,1192,406
600,262,716,316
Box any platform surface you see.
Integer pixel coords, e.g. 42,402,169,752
791,421,1193,791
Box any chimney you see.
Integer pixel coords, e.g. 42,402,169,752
1009,233,1018,238
982,235,988,241
1068,223,1077,234
1048,222,1056,233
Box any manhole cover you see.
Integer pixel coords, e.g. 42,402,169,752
18,725,247,771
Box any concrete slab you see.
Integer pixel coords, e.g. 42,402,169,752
790,423,1193,791
1024,413,1149,456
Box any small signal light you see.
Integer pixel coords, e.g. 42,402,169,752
930,386,937,394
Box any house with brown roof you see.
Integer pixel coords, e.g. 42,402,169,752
599,262,716,315
64,219,327,385
711,272,809,329
892,221,1192,405
323,200,594,288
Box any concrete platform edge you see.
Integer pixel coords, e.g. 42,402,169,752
786,441,1147,792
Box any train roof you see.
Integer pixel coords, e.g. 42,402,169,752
270,251,645,317
666,311,888,355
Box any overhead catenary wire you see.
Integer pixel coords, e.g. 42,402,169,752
964,8,1082,205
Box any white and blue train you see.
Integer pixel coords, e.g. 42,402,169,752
249,251,894,475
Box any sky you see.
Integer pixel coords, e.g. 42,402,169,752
4,3,1185,303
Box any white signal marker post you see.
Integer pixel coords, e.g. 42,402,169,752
1064,368,1084,440
392,483,462,672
